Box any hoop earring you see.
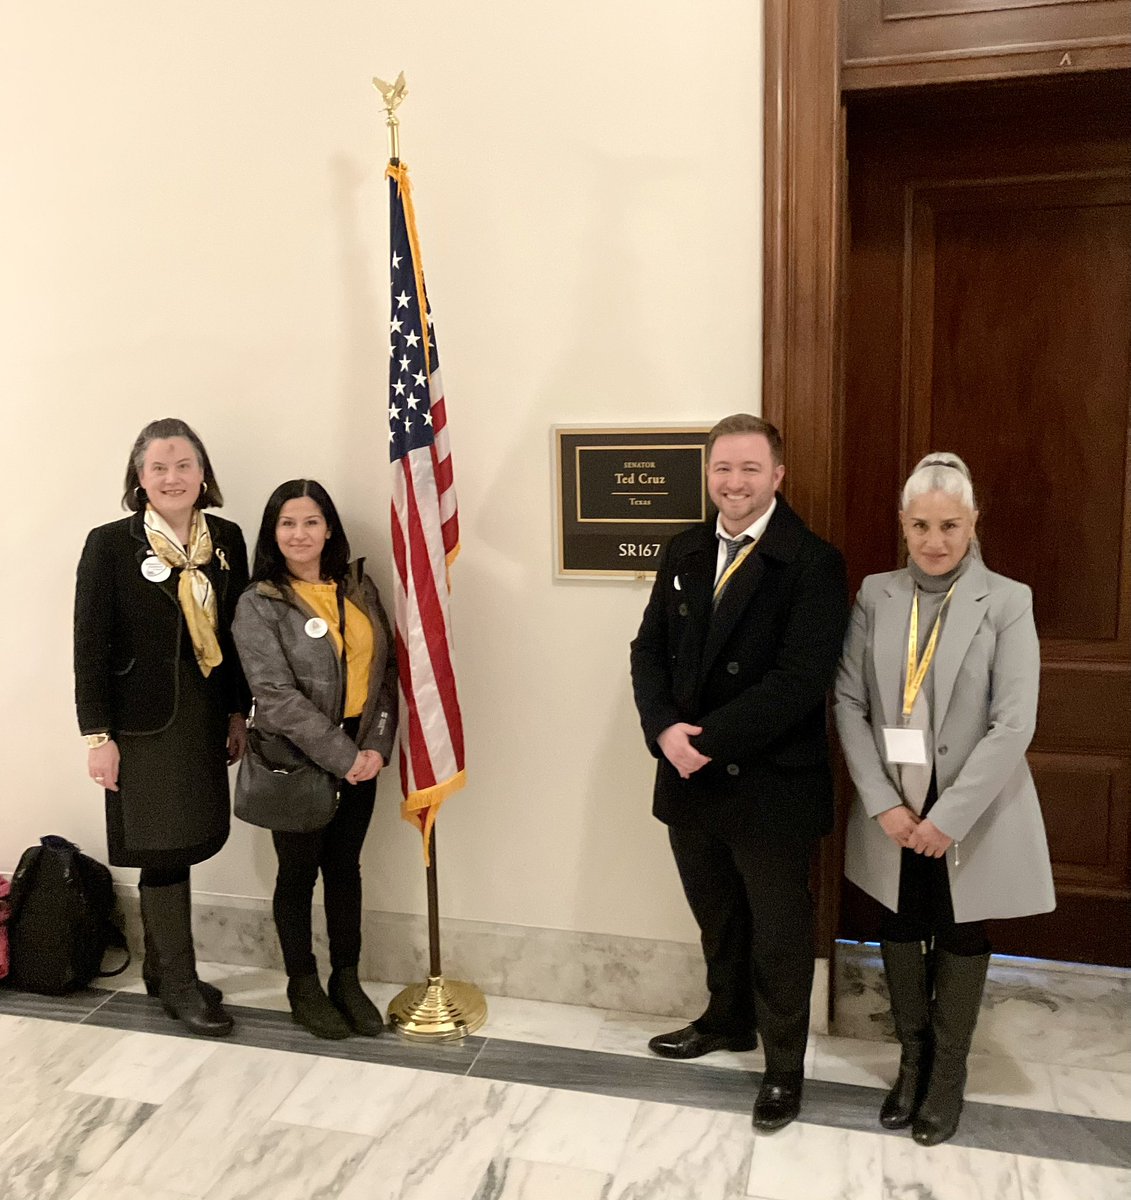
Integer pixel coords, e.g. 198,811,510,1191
200,481,208,494
134,486,144,500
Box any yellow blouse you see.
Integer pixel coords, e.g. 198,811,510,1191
290,580,374,719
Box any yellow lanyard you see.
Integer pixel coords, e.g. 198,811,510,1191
902,584,956,721
713,541,757,602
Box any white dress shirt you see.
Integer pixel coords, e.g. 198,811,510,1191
713,497,777,585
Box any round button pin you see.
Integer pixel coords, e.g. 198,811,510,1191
140,557,171,583
304,617,329,639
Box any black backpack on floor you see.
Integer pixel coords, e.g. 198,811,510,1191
5,835,130,995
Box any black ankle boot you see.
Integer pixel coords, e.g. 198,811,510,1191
880,940,932,1129
287,974,352,1040
912,950,990,1147
140,882,233,1038
328,966,384,1036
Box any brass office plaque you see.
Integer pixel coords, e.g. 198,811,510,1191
553,425,710,579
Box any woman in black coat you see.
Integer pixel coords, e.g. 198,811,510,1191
74,418,249,1037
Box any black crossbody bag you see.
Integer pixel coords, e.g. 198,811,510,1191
234,588,348,833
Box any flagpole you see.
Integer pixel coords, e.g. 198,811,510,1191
425,828,442,977
373,73,486,1041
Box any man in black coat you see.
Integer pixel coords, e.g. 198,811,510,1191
630,414,848,1131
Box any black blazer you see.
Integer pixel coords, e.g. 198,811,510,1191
74,511,250,736
630,496,848,839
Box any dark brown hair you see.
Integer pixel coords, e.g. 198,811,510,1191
704,414,784,466
250,479,351,586
122,418,224,511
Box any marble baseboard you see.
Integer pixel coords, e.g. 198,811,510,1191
112,890,830,1031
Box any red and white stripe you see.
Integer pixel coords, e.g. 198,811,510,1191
391,364,465,821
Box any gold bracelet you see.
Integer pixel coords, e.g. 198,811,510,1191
84,733,111,748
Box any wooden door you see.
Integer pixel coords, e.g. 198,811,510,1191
840,73,1131,965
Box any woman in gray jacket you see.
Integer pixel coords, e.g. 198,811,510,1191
835,453,1054,1146
232,480,397,1039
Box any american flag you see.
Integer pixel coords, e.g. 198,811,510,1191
386,161,466,848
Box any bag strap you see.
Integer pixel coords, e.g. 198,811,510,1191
97,924,132,978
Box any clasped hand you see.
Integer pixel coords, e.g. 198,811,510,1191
877,807,953,858
657,723,711,780
227,714,248,765
345,749,384,784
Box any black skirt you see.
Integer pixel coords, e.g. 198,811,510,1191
106,653,230,869
895,772,955,926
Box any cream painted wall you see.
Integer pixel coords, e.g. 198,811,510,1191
1,3,762,944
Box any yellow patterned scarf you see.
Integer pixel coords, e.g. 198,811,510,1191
144,507,222,676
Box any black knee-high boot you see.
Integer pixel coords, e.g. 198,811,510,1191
140,881,233,1038
140,901,223,1007
912,949,989,1146
880,940,933,1129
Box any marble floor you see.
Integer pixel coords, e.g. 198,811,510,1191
0,955,1127,1200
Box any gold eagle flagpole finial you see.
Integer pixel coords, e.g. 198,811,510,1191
372,71,408,163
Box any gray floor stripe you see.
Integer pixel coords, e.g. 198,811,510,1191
3,985,1128,1170
468,1038,1131,1169
82,991,486,1075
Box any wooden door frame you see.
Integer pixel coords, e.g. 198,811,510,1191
763,2,845,548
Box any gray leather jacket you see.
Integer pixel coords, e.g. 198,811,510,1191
232,563,397,779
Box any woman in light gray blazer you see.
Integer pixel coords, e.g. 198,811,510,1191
835,453,1054,1147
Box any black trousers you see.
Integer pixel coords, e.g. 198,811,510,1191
881,774,990,958
271,773,377,979
139,866,190,887
668,819,817,1076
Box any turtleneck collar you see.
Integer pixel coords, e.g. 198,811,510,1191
908,550,973,594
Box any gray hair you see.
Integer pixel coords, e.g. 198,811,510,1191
900,452,976,512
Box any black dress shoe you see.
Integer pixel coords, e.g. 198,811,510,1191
752,1074,803,1131
647,1024,758,1059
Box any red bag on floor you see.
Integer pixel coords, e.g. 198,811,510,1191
0,877,10,980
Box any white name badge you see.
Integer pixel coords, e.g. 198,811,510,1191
883,726,928,766
304,617,329,639
140,557,171,583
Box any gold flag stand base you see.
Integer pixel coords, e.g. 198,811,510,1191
387,975,487,1042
